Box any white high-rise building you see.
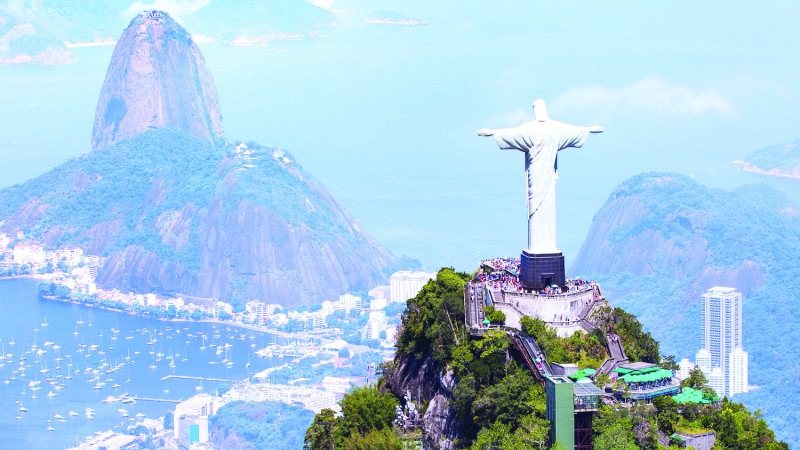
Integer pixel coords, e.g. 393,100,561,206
708,367,725,398
390,271,435,302
701,286,743,397
695,349,711,374
338,294,362,314
728,347,749,397
173,393,219,444
678,358,695,381
369,285,391,301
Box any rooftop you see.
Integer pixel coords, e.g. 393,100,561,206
617,361,658,371
573,382,604,397
708,286,736,294
548,375,572,384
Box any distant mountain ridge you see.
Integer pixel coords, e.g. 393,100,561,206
571,172,800,447
0,11,396,307
0,13,74,64
735,139,800,179
0,0,335,64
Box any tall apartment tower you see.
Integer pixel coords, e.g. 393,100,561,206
700,287,744,397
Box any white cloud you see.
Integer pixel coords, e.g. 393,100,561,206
551,76,735,118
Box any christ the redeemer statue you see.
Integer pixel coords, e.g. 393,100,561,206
477,99,603,255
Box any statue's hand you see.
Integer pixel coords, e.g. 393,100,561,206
588,125,604,133
476,128,493,137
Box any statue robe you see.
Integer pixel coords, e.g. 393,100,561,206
490,119,590,253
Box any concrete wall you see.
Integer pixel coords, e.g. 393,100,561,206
505,290,592,323
682,431,716,450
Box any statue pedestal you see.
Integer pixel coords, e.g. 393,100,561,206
519,250,565,291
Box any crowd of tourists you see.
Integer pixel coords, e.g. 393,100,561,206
474,270,522,292
481,257,520,275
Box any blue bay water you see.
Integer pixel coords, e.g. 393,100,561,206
0,278,281,450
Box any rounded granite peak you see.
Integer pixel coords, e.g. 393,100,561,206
91,10,224,151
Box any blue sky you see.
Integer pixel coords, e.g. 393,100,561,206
1,0,799,270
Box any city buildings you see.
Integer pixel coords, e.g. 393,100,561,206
728,347,749,397
366,311,387,340
678,358,695,381
368,285,390,302
389,271,435,302
173,394,219,447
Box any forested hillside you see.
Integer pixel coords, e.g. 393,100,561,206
0,128,395,307
303,268,787,449
571,173,800,446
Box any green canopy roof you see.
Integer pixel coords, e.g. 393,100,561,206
672,387,719,404
619,368,674,383
482,319,490,324
568,368,600,380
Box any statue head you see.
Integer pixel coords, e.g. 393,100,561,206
533,99,550,122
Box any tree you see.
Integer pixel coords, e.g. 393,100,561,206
680,401,701,421
341,429,403,450
396,269,468,366
681,367,709,390
593,407,638,450
659,354,680,372
471,370,546,432
483,305,506,325
338,385,397,438
470,421,512,450
304,408,339,450
513,413,550,450
470,417,549,450
163,411,173,430
593,373,611,391
594,419,638,450
657,410,680,435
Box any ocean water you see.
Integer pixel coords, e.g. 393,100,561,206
0,278,282,450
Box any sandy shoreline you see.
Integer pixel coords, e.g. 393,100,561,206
0,274,53,281
733,160,800,179
0,277,299,339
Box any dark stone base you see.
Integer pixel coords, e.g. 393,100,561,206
519,250,565,291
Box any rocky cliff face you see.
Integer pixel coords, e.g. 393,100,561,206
385,354,463,449
91,11,223,151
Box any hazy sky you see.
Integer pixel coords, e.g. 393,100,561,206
1,1,799,271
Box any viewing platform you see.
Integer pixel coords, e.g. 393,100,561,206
468,257,604,337
609,362,681,402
